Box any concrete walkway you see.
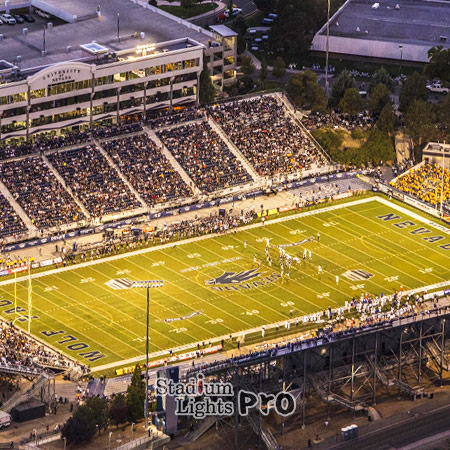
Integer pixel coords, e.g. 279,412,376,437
0,179,37,234
42,154,91,221
94,138,149,211
145,126,202,197
207,116,260,182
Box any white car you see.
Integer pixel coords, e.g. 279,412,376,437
224,7,242,18
0,14,17,24
35,9,51,19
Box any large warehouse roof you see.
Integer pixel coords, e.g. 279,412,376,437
311,0,450,63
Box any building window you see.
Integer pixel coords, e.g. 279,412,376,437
165,61,183,72
30,89,46,99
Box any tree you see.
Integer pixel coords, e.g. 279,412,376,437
361,129,395,165
240,55,256,76
368,67,394,93
425,46,450,83
85,396,109,433
110,394,129,429
199,59,215,104
287,71,327,112
126,364,146,423
369,83,391,116
331,69,356,106
238,75,254,93
399,72,428,112
438,94,450,129
260,58,268,89
272,56,286,78
61,404,97,445
254,0,273,13
405,99,434,147
234,15,247,36
377,103,396,134
339,88,363,115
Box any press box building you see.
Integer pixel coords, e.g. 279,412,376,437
0,0,237,141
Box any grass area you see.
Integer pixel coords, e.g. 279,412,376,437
1,195,449,370
244,10,265,28
159,2,217,19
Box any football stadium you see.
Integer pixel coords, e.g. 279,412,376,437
1,194,449,373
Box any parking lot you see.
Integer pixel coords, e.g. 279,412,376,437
0,8,65,38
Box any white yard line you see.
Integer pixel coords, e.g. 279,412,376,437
92,278,450,372
0,196,376,287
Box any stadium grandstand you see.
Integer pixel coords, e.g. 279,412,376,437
0,93,333,241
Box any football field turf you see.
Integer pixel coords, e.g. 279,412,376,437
0,195,449,370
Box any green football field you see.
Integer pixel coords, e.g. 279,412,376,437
1,195,449,371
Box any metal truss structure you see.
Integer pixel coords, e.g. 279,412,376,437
184,306,450,450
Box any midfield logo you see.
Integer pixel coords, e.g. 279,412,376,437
206,269,281,292
342,269,374,281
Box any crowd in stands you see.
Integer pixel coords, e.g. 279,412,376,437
102,134,192,205
92,123,143,140
0,131,92,160
208,96,327,177
48,145,141,218
157,122,252,193
0,193,26,238
302,110,375,131
0,321,71,372
0,157,85,230
147,107,204,128
390,163,450,207
188,288,440,376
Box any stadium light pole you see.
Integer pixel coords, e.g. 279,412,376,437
399,44,403,76
133,280,164,430
440,145,446,217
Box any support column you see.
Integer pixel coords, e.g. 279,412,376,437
373,333,378,405
169,77,174,113
302,350,306,429
441,318,446,387
196,72,200,106
90,73,94,129
26,85,31,141
351,337,355,404
398,327,403,399
327,344,333,420
143,83,147,118
116,87,120,124
418,322,423,386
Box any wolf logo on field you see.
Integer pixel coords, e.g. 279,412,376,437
206,269,262,285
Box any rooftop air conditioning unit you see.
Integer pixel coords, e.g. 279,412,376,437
16,56,21,63
47,22,53,29
66,46,72,53
140,32,145,39
23,28,28,35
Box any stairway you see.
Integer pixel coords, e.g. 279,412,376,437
247,412,280,450
207,117,260,182
145,127,202,197
425,340,450,371
94,139,149,210
41,154,91,221
1,373,52,413
0,180,36,234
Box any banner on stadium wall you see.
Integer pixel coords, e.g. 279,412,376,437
278,205,298,213
114,344,223,376
2,172,363,254
40,257,63,268
331,192,353,201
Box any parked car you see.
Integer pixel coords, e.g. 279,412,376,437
224,7,242,18
21,13,35,22
426,82,449,94
0,14,17,24
35,9,51,19
0,411,11,429
13,14,24,23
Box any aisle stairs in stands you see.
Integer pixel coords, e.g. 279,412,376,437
41,154,91,220
94,139,149,211
207,117,260,182
145,127,202,197
0,180,36,234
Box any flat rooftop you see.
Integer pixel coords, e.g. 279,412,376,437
0,0,213,73
322,0,450,47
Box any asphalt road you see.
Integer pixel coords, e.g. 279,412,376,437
191,0,257,26
329,404,450,450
